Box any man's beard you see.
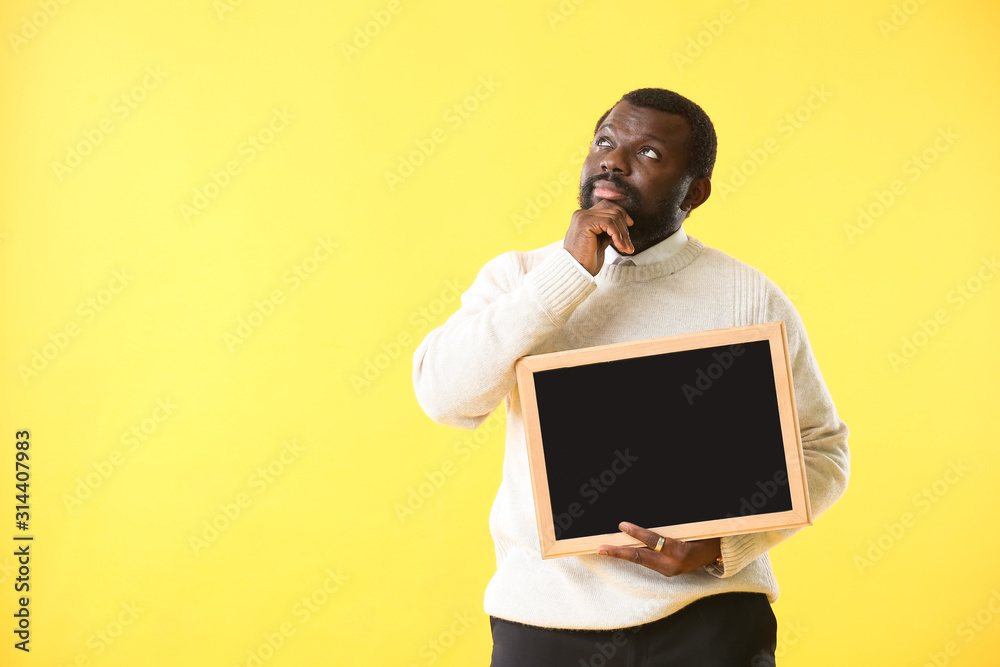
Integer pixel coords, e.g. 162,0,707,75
578,173,687,255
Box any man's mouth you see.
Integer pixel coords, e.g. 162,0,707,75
592,180,626,200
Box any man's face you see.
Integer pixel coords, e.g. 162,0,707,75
579,101,697,255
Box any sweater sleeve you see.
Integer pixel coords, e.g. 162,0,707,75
412,247,597,430
707,280,851,578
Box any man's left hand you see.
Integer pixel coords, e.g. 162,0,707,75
596,522,721,577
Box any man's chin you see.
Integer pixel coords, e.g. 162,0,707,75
622,216,679,253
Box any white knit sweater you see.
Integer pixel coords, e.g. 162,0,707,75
412,236,850,630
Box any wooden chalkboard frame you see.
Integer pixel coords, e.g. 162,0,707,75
515,321,811,559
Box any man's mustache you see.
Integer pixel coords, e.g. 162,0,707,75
581,173,640,202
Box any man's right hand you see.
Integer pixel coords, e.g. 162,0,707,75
563,199,635,276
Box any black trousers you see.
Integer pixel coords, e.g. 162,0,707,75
489,592,777,667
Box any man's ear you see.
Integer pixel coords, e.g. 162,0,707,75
682,177,712,217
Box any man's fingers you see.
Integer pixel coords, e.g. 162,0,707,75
596,542,685,576
605,209,635,253
596,544,649,565
564,203,636,274
618,522,685,559
597,217,633,254
598,522,664,558
590,218,631,254
597,524,717,578
619,522,663,549
591,199,635,227
608,222,633,254
614,224,634,254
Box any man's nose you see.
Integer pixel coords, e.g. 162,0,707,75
600,146,629,175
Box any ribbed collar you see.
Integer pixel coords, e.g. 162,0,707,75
598,235,705,283
605,225,689,266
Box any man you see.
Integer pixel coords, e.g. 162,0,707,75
412,88,849,666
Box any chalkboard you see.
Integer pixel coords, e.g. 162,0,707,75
515,322,811,559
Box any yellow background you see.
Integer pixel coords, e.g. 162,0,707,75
2,0,999,664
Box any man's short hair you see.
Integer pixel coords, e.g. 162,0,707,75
594,88,717,180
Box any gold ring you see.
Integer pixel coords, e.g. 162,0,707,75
654,536,665,552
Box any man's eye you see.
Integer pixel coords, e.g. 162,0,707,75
639,147,660,159
595,137,612,147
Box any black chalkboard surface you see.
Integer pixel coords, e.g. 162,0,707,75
515,322,811,559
